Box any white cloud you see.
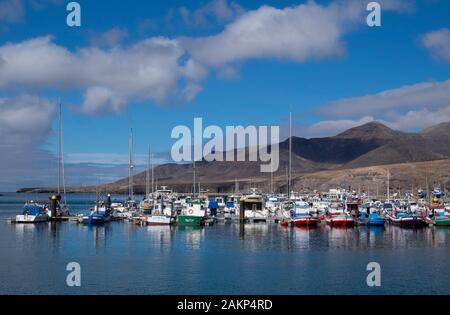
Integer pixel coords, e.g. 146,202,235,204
293,116,375,138
0,36,205,114
89,27,129,48
0,94,54,146
317,79,450,118
380,106,450,131
422,28,450,63
0,95,56,191
180,1,362,67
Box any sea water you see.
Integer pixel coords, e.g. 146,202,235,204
0,193,449,295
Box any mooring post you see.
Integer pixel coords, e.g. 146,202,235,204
239,196,245,238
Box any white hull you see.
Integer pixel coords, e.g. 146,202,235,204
15,214,48,223
244,210,269,219
146,215,173,225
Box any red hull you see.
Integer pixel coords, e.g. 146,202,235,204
294,217,320,227
326,219,355,227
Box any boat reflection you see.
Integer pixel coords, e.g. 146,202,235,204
176,225,205,250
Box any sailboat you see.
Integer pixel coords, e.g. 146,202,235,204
15,104,69,223
145,147,174,226
140,146,154,213
49,103,70,221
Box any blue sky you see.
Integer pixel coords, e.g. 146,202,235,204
0,0,449,190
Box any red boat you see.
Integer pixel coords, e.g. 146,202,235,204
293,216,320,227
325,213,355,227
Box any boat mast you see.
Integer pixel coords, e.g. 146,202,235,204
193,157,196,197
288,112,292,199
151,147,154,197
387,170,390,201
58,103,67,206
146,145,150,199
128,128,134,201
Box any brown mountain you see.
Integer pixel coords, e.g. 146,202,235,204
103,121,450,193
18,121,450,194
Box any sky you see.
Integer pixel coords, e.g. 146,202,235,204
0,0,449,191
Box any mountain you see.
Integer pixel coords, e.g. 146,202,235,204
18,121,450,194
278,121,401,164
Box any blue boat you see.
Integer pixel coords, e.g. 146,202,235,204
358,210,385,226
81,209,111,224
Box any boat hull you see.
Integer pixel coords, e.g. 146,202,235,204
326,216,354,227
80,214,111,225
178,215,204,226
147,215,174,226
294,217,320,227
15,214,48,223
358,218,386,226
386,214,426,228
425,217,450,226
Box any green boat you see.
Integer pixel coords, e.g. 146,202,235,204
178,198,206,226
426,216,450,226
425,205,450,226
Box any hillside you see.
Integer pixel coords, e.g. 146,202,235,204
18,121,450,194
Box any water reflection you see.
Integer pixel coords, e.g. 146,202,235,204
176,226,205,250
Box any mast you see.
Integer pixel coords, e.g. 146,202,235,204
146,145,150,199
128,128,134,201
57,103,62,195
387,170,390,201
58,103,67,206
151,147,154,196
288,112,292,198
193,157,196,197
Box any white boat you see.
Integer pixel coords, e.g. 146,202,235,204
15,203,49,223
146,215,174,225
240,188,269,220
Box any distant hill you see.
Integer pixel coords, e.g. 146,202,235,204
18,121,450,194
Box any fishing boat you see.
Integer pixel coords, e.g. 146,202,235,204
424,196,450,226
386,211,426,228
385,202,426,228
424,206,450,226
357,202,385,226
80,207,111,224
240,188,268,221
15,203,49,223
325,202,355,227
281,201,320,227
325,212,355,227
146,188,175,226
178,197,206,226
79,192,112,224
357,209,385,226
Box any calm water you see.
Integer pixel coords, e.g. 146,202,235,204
1,192,450,295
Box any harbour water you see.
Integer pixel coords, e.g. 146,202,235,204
1,193,450,295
